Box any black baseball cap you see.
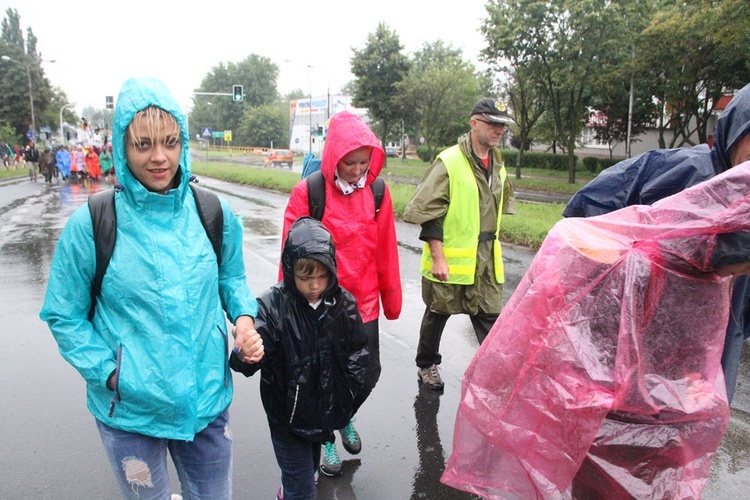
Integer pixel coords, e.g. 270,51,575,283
471,98,512,124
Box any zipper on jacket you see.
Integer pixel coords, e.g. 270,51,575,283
314,319,333,435
288,385,300,424
219,325,229,387
109,345,123,417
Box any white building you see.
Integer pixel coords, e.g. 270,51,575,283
288,94,368,155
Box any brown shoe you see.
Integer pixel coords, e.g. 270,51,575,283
418,364,444,390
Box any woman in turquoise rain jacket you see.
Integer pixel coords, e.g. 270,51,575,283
40,77,263,499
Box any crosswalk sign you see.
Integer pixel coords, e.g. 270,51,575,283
202,127,212,138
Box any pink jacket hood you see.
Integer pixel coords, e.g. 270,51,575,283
280,111,401,323
320,111,385,186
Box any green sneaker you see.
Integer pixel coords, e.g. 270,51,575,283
319,441,342,477
338,419,361,455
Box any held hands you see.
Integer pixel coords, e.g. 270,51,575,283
232,315,264,364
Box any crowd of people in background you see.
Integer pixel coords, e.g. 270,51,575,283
1,141,115,185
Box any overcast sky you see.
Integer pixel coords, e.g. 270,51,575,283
4,0,490,116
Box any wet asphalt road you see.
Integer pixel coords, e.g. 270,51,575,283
0,174,748,499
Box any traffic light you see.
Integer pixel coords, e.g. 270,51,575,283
105,96,114,109
232,85,243,102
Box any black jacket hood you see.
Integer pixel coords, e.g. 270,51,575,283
281,217,338,298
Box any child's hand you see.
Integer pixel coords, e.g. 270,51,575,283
233,316,264,363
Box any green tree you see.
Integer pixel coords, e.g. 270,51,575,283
636,1,750,147
190,54,279,144
350,23,410,156
587,73,659,158
340,80,357,97
0,8,54,141
0,118,18,145
284,89,306,101
236,101,290,149
1,8,24,48
583,0,659,158
41,87,78,143
501,63,547,178
396,41,482,162
483,0,629,183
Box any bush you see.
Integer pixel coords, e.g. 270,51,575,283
598,158,621,171
549,154,572,171
519,151,577,171
416,145,448,163
501,150,518,168
582,156,599,173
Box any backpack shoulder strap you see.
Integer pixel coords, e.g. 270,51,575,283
306,170,326,221
370,177,385,218
189,183,224,267
88,189,117,321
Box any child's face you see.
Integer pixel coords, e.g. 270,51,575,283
294,266,330,303
337,146,371,183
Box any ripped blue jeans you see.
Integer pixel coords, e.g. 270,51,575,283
96,410,232,499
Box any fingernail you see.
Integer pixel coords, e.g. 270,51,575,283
232,346,240,353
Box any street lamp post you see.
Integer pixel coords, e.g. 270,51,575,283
285,60,313,154
59,103,76,146
307,64,330,120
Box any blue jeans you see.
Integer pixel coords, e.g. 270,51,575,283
96,410,233,499
269,422,321,500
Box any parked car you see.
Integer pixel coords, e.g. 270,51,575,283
385,146,399,158
264,149,294,168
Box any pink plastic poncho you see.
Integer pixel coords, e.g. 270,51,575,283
442,162,750,499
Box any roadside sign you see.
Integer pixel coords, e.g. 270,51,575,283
212,131,224,139
202,127,212,138
26,129,38,141
224,130,232,142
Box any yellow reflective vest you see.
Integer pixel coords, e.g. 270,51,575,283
420,145,506,284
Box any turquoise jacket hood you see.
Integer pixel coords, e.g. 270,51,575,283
113,77,192,203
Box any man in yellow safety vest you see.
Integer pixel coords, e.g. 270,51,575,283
404,98,516,390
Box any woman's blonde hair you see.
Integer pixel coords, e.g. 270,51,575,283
126,106,180,148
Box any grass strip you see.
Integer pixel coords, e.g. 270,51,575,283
191,161,566,250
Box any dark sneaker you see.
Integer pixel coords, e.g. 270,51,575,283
338,419,361,455
418,364,444,390
319,441,342,477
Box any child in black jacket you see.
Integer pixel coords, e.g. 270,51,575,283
231,217,369,500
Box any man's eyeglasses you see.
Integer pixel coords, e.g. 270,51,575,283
475,118,508,131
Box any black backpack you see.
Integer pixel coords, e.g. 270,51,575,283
87,183,223,320
306,170,385,221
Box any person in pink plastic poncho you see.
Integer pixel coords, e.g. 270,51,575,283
441,162,750,499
